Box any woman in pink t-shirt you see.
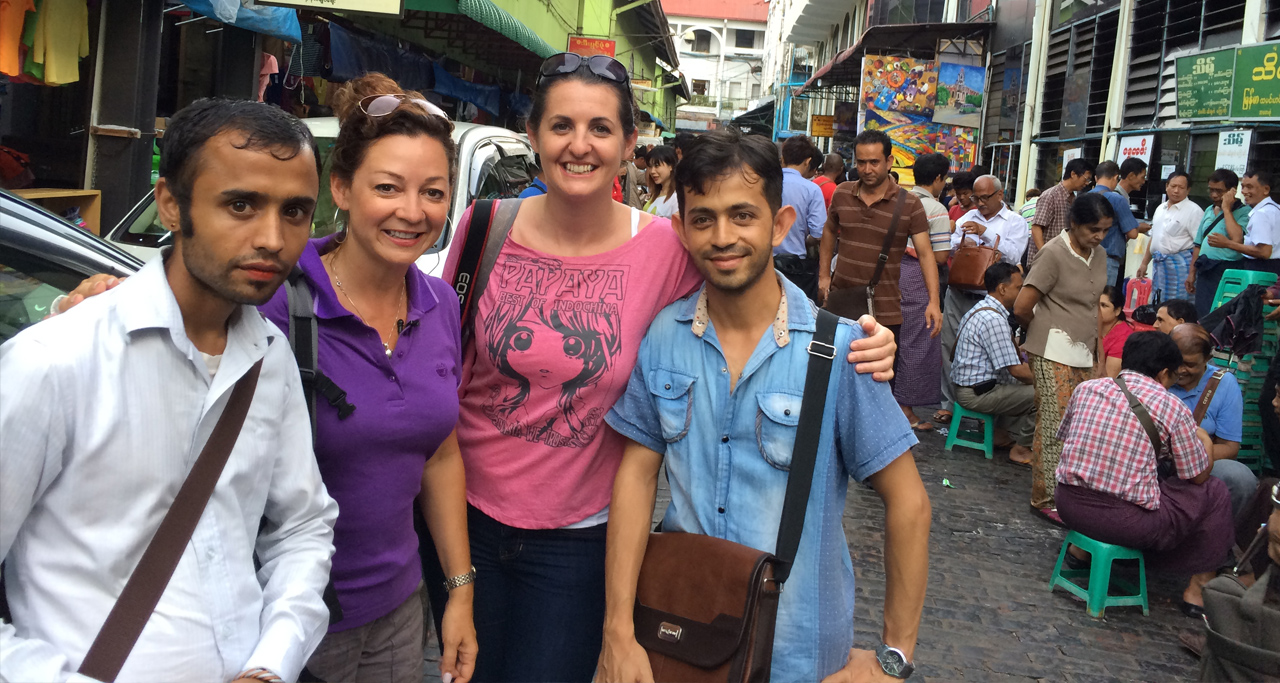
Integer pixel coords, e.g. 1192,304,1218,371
439,52,898,682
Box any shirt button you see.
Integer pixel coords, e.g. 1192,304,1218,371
784,409,791,416
718,507,726,513
721,435,729,443
389,375,397,382
664,383,671,390
221,625,232,638
721,367,728,373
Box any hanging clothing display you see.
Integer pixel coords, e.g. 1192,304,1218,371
0,0,35,77
26,0,89,85
258,53,278,102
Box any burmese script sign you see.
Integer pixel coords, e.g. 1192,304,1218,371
1176,48,1235,119
1233,43,1280,119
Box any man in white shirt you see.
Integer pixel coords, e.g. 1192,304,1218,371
1137,171,1203,301
0,99,338,683
1207,169,1280,274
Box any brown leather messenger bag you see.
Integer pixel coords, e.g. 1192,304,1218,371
633,309,839,682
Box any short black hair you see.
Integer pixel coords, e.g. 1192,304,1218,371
952,171,975,192
781,135,815,166
913,153,950,187
1121,331,1184,379
1095,160,1121,180
1102,284,1126,321
1245,168,1275,191
1160,298,1198,324
634,145,648,162
1165,169,1190,185
984,262,1020,292
674,128,782,218
160,98,318,231
673,132,697,153
1063,158,1092,181
1119,157,1148,179
1209,168,1240,189
854,129,893,159
808,147,825,173
1069,192,1116,227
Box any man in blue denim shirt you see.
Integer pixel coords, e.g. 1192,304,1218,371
595,129,932,683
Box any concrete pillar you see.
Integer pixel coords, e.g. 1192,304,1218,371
1242,0,1266,44
1101,0,1137,161
1014,0,1053,206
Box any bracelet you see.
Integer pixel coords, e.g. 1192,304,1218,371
443,565,477,591
235,667,283,682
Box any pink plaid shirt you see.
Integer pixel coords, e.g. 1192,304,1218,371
1055,371,1209,510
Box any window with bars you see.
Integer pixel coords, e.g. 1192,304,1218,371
867,0,946,27
1035,139,1104,190
984,53,1007,149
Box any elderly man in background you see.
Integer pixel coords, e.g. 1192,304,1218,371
1137,171,1202,301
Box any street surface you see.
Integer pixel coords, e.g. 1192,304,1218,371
424,424,1202,682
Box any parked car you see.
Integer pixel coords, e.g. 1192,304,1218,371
0,190,143,345
104,118,537,278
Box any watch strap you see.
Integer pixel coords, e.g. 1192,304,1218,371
443,565,477,591
876,642,915,679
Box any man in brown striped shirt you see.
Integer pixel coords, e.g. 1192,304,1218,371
818,130,941,332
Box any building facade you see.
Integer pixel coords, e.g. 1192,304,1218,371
661,0,768,133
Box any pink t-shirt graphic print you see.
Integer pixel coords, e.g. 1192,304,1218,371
445,200,702,529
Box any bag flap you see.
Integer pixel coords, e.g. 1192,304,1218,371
635,532,777,668
649,369,696,400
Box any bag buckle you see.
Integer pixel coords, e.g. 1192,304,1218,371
807,340,836,359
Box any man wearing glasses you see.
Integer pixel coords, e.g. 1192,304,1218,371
950,175,1030,269
1187,169,1252,318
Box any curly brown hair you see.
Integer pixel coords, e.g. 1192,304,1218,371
329,72,458,189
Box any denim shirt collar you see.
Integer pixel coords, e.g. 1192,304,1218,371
675,271,816,347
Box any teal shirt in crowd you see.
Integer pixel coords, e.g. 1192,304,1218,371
1194,202,1252,261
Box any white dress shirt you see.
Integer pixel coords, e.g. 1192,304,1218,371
1244,197,1280,259
1149,198,1204,255
0,254,338,683
950,205,1029,266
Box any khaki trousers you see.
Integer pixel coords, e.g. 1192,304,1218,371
955,383,1036,447
305,584,425,683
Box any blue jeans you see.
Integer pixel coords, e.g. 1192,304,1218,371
468,505,606,683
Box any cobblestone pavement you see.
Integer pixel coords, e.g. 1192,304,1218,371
424,422,1205,682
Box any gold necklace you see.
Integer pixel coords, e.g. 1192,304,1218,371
329,252,406,358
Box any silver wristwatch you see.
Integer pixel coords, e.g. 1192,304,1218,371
443,565,477,591
875,642,915,679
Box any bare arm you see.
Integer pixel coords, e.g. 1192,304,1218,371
1031,224,1046,251
1105,356,1122,378
420,430,477,683
911,232,942,338
867,453,931,661
1223,197,1246,242
818,221,838,305
1210,437,1240,462
1013,285,1042,328
1008,362,1034,384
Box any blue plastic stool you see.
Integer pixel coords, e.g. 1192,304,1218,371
1048,530,1148,618
944,403,994,459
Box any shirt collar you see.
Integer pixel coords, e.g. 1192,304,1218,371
980,293,1010,317
782,168,804,180
301,235,438,321
851,177,900,206
1253,197,1280,214
1056,230,1094,266
677,272,813,347
908,185,936,201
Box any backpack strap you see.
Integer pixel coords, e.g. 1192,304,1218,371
286,268,355,435
1192,368,1226,426
454,198,523,347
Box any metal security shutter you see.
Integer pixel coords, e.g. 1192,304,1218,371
1123,0,1166,128
984,52,1006,149
1040,28,1072,138
1086,12,1118,135
1269,0,1280,39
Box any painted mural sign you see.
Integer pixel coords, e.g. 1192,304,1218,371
861,56,938,117
934,62,985,128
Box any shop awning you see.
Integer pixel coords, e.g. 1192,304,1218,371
793,21,993,96
729,99,775,138
185,0,302,42
641,110,667,130
456,0,558,59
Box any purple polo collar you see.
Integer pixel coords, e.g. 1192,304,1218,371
298,234,439,321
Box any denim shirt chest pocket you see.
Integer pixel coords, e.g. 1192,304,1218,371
648,368,697,442
755,391,803,470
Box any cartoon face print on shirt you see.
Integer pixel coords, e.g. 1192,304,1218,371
482,254,625,448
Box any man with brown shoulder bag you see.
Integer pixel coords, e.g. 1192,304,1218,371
596,129,931,683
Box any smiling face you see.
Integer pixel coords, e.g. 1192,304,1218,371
156,130,317,306
527,79,637,200
332,134,451,266
673,166,793,293
1242,175,1270,207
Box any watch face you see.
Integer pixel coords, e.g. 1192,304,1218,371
879,648,907,676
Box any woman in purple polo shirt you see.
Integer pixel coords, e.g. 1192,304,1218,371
258,73,477,682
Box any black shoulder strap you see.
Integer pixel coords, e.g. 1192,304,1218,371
453,199,497,331
868,188,908,290
454,199,522,347
286,269,355,437
773,308,839,583
1115,374,1163,456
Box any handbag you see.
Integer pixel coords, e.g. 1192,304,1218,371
633,310,840,682
76,361,263,682
948,233,1003,290
1198,567,1280,681
824,188,906,319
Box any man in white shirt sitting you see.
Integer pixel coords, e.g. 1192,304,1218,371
1206,169,1280,274
1137,171,1202,301
0,99,338,683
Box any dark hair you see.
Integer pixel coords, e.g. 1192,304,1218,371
634,145,648,162
160,98,318,236
913,153,950,187
1245,168,1275,191
1165,170,1190,185
1025,187,1042,199
822,153,845,175
984,261,1020,292
781,135,815,166
1209,168,1240,189
952,171,975,192
889,170,900,182
853,129,893,159
330,72,458,189
1094,160,1121,180
1121,331,1183,379
674,128,782,218
1069,192,1116,227
1132,303,1158,325
1160,298,1199,325
646,145,679,199
808,148,824,174
971,164,990,177
1119,157,1148,179
529,62,638,139
1063,158,1092,181
673,132,697,153
1101,285,1126,321
1171,323,1213,358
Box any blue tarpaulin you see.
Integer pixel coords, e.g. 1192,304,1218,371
432,63,501,116
184,0,302,43
328,22,435,93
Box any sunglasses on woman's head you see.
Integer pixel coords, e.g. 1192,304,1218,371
537,52,630,88
359,94,449,120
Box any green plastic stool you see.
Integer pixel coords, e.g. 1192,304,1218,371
944,404,994,459
1048,530,1148,618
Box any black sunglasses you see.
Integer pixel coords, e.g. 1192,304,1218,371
538,52,630,88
